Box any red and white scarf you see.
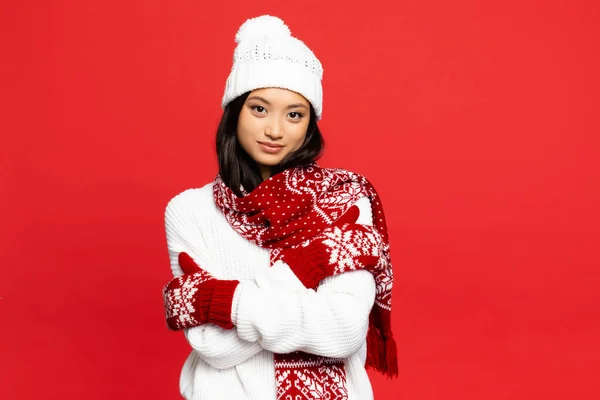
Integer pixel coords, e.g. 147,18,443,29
213,163,397,399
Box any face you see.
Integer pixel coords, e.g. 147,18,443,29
237,87,311,180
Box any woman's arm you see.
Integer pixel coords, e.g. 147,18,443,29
230,196,377,358
232,267,375,358
166,191,378,360
164,189,263,369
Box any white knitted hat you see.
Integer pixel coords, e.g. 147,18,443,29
221,15,324,120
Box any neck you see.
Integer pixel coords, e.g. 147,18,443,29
259,165,271,181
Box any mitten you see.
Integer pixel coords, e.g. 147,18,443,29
281,218,382,290
178,252,202,275
163,252,239,331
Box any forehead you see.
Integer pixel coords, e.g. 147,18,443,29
248,87,309,106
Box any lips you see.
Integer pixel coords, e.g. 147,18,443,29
258,141,284,154
257,141,283,148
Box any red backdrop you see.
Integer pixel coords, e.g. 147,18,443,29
1,0,599,399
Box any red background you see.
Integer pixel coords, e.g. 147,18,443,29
1,0,599,399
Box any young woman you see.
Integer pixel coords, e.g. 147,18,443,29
162,15,397,400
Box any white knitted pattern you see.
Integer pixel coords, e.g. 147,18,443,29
221,15,324,119
164,184,375,399
163,269,214,330
274,360,348,400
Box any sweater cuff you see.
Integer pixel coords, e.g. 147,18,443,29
208,280,240,330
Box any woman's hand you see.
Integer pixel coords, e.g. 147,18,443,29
163,253,239,331
279,205,380,289
178,252,203,275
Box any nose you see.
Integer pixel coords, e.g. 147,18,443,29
265,117,283,139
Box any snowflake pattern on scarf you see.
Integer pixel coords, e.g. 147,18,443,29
213,164,397,400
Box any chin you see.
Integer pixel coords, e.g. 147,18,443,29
253,153,286,166
256,157,283,167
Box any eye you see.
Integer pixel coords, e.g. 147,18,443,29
251,105,266,114
288,111,304,120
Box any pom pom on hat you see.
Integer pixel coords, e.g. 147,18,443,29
235,15,291,44
222,15,324,120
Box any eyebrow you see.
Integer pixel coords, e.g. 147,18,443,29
247,96,309,110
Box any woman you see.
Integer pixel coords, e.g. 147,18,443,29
162,15,397,399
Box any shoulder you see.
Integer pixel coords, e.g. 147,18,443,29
319,165,372,185
318,166,375,224
354,196,373,226
164,182,215,221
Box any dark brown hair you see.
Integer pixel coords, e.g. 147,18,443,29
216,91,325,196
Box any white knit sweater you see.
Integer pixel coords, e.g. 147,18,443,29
164,182,376,400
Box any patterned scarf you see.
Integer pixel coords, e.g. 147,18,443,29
213,163,397,399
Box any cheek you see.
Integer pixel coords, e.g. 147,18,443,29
237,112,256,143
290,122,310,148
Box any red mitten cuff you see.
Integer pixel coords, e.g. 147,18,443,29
196,279,216,321
207,280,240,330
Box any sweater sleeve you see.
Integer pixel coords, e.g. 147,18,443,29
164,189,263,369
230,196,377,358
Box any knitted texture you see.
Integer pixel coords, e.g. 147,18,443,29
212,163,398,398
164,185,377,398
163,253,239,330
281,221,381,290
274,353,348,400
221,15,324,120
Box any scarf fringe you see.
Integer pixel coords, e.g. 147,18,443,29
213,165,399,388
366,323,398,378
